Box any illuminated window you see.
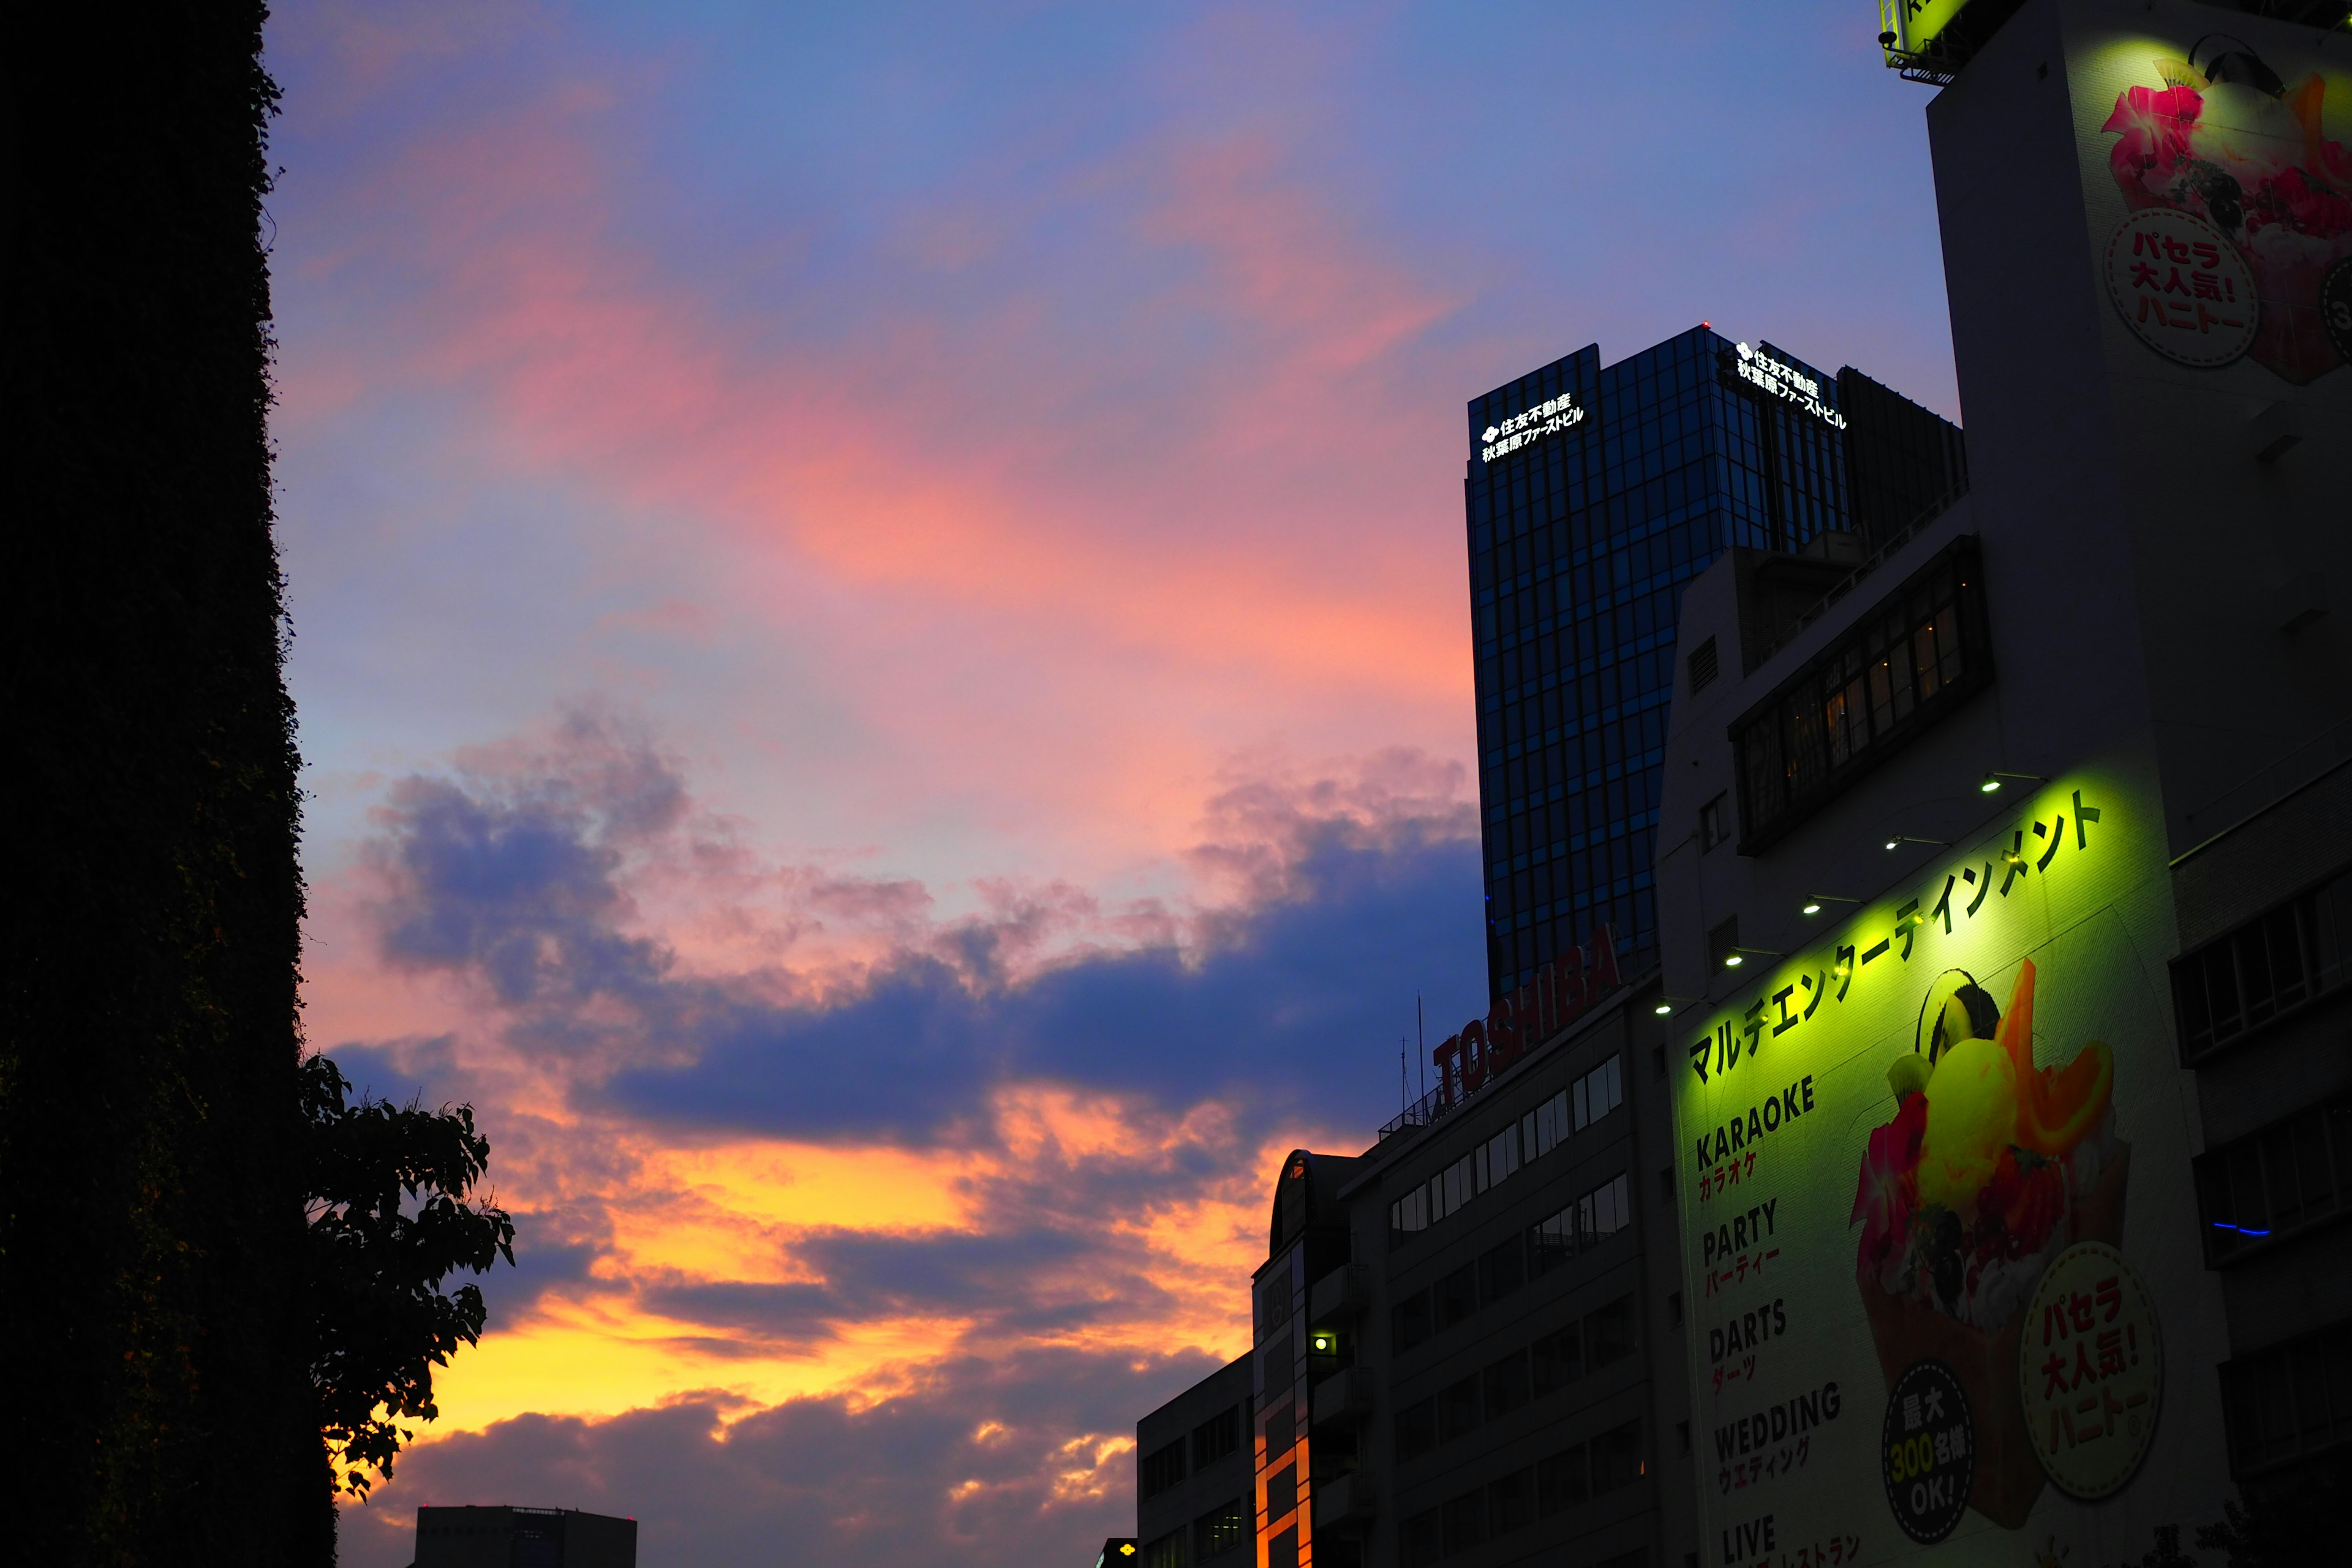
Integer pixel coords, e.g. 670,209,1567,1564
1141,1531,1182,1568
1192,1499,1247,1561
1730,535,1990,853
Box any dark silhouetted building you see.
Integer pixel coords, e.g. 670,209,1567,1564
413,1507,636,1568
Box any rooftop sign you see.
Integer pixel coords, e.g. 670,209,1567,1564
1722,341,1849,430
1479,391,1588,464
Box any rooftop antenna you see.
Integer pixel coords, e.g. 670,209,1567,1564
1417,993,1426,1107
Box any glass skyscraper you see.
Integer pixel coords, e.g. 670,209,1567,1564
1466,325,1964,997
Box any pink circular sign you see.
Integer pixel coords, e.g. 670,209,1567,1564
2105,209,2258,369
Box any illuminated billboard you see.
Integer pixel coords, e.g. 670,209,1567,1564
1669,773,2226,1566
2076,22,2352,384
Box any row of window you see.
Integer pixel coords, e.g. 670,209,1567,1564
2196,1095,2352,1264
1501,895,1655,999
1485,647,1674,763
1395,1295,1637,1459
1396,1422,1645,1566
1389,1060,1623,1240
1139,1497,1247,1568
1393,1172,1634,1350
1730,537,1988,853
1137,1400,1247,1501
2219,1314,2352,1479
2173,865,2352,1064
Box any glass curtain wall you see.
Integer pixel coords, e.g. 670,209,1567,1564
1466,326,1852,998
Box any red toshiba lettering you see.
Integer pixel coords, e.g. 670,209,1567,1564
1431,1035,1463,1104
1459,1018,1489,1091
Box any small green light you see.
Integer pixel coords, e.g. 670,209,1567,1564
1801,900,1822,915
1653,1001,1672,1016
1981,774,2002,794
1724,953,1743,968
1311,1333,1335,1353
1884,838,1900,851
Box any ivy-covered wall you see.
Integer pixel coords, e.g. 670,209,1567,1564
6,4,328,1561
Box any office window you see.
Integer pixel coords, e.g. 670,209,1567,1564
1267,1525,1298,1568
1192,1404,1241,1470
1731,536,1990,852
1572,1054,1624,1131
1480,1236,1526,1305
1532,1321,1583,1395
1143,1530,1184,1568
1487,1120,1523,1185
1532,1088,1570,1157
1483,1348,1531,1419
1587,1294,1638,1368
1395,1396,1437,1461
1392,1288,1432,1352
1438,1374,1482,1442
2218,1314,2352,1479
1537,1442,1589,1513
1529,1205,1580,1278
1687,636,1718,693
1593,1420,1644,1491
1193,1499,1248,1561
1400,1509,1442,1568
1441,1490,1487,1553
1436,1263,1479,1330
1699,791,1729,852
1581,1172,1633,1245
1140,1438,1186,1499
2173,867,2352,1064
2196,1095,2352,1264
1490,1466,1535,1536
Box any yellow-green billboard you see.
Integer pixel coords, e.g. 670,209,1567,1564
1670,771,2222,1566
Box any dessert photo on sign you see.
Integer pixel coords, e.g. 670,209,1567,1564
1850,959,2157,1537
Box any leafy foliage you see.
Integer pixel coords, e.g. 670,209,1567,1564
2193,1480,2339,1568
303,1055,516,1497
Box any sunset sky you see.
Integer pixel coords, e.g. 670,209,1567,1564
267,4,1962,1562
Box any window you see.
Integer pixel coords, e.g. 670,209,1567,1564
1480,1236,1526,1305
1532,1321,1582,1396
1593,1420,1644,1491
1586,1295,1638,1368
1143,1531,1184,1568
2219,1315,2352,1479
1537,1443,1589,1513
1489,1466,1535,1535
1265,1463,1297,1523
1531,1088,1570,1158
1140,1438,1186,1499
1438,1374,1482,1442
2196,1095,2352,1263
1531,1174,1631,1275
1581,1172,1633,1245
1191,1404,1241,1470
1730,535,1990,852
1400,1509,1442,1568
1441,1490,1487,1553
1483,1349,1531,1419
1194,1499,1247,1560
2173,867,2352,1064
1436,1263,1479,1330
1687,635,1719,693
1395,1396,1437,1460
1573,1054,1624,1130
1699,791,1728,852
1392,1289,1432,1352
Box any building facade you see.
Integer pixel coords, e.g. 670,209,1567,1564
1133,943,1705,1568
1653,5,2352,1567
1469,333,1964,1000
